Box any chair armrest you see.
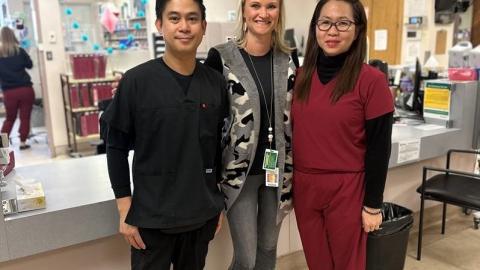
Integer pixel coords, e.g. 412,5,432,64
447,149,480,169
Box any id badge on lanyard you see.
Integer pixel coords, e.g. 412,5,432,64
263,149,279,187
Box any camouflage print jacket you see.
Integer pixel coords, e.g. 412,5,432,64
206,41,298,224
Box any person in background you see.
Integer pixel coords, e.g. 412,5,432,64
101,0,227,269
204,0,298,269
291,0,394,269
0,26,35,150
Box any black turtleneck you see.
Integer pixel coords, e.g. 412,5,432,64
316,50,348,84
316,50,394,209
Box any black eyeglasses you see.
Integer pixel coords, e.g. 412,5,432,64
315,19,355,32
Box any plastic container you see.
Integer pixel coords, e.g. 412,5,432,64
448,67,478,81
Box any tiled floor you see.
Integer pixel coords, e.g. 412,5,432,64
4,124,71,167
277,212,480,270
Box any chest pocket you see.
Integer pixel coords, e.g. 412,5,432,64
134,104,195,174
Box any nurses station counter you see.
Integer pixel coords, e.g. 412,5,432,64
0,80,479,269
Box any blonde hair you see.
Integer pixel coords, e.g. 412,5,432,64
235,0,292,54
0,27,20,58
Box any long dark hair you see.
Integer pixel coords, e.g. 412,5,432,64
295,0,367,103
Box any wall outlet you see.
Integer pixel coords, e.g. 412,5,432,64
48,31,56,44
46,51,53,61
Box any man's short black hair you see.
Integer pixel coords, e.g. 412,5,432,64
155,0,206,20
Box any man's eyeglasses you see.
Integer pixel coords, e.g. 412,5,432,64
315,20,355,32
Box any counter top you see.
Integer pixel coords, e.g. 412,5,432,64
0,155,119,262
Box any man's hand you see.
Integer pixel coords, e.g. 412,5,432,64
111,74,122,97
215,212,224,235
119,217,146,250
117,197,146,249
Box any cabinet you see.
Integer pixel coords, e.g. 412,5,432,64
103,17,148,50
60,74,115,155
361,0,404,64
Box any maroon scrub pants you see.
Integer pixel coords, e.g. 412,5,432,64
1,86,35,142
293,170,367,270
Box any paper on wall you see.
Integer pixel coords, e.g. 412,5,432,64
397,139,421,163
374,30,388,51
405,0,427,17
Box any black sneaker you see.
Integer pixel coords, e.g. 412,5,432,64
19,144,31,150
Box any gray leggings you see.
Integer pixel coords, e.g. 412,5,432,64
227,174,282,270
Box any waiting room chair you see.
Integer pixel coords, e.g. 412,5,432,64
416,149,480,260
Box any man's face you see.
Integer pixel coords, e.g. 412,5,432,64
155,0,206,56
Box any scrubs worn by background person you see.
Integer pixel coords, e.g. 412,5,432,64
0,26,35,150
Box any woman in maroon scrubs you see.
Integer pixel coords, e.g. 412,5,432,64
292,1,394,269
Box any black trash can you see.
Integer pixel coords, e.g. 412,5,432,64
366,202,413,270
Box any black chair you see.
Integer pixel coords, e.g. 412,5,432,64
416,149,480,260
94,99,112,154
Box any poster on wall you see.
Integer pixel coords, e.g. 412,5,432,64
405,0,427,17
374,29,388,51
423,82,452,120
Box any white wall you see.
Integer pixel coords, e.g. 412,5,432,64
284,0,317,54
33,0,68,155
6,0,21,15
400,0,454,67
204,0,238,22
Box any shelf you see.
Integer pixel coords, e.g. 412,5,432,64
66,106,99,113
107,37,148,41
108,27,147,32
129,17,146,21
62,75,116,84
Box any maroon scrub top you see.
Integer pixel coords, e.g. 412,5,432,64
292,64,394,173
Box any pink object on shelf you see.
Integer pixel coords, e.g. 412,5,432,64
70,54,108,79
94,54,107,78
70,84,80,108
79,84,91,107
447,68,478,81
101,7,119,34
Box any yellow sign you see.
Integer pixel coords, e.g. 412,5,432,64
423,82,451,120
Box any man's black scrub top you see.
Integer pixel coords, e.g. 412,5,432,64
102,58,228,229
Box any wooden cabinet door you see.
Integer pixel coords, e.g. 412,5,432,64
361,0,404,64
473,0,480,46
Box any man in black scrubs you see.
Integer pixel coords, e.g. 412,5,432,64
101,0,227,269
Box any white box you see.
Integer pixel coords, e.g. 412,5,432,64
468,45,480,68
16,182,46,212
448,41,472,68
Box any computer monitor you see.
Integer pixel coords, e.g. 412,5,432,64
435,0,457,12
284,28,297,49
411,58,423,115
